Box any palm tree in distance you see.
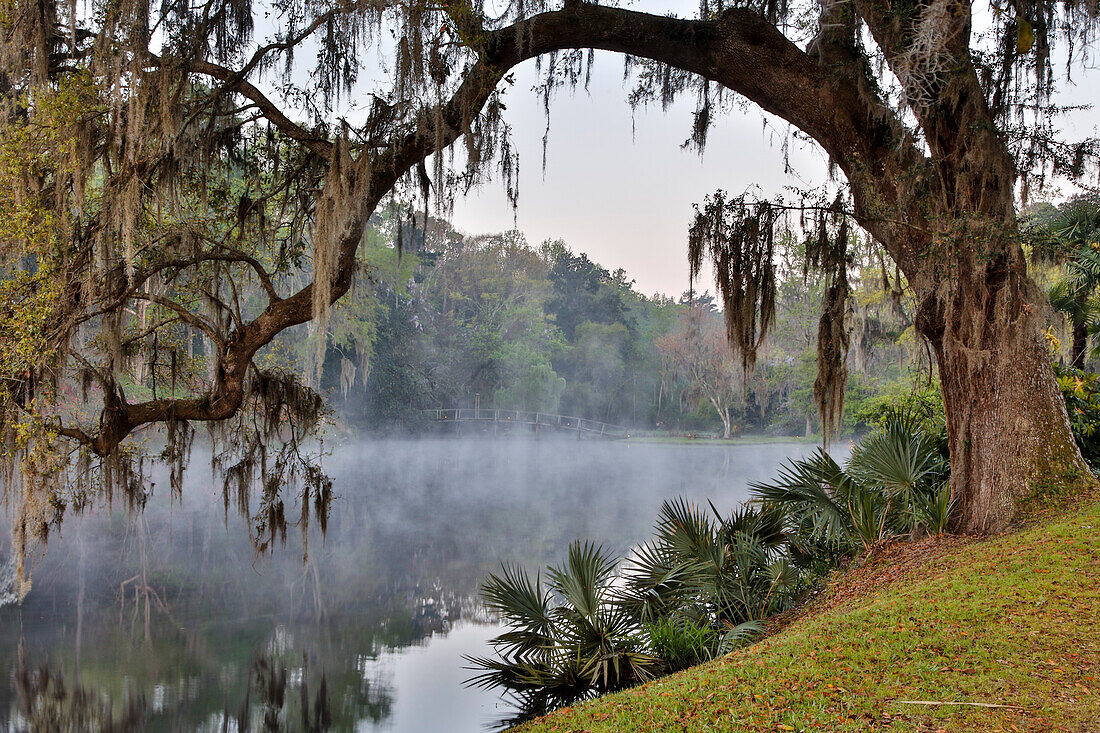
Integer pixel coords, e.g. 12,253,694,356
1034,197,1100,369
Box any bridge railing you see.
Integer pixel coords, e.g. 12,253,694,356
422,408,628,438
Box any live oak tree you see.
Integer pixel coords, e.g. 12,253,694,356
1,0,1097,569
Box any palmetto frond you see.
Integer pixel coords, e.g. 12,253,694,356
752,411,951,546
548,541,617,619
843,482,889,548
1050,199,1100,249
719,500,788,554
652,497,718,562
1050,277,1100,322
749,449,857,548
471,540,657,705
712,530,774,622
479,563,554,656
1046,200,1100,347
849,409,947,535
618,540,708,622
716,620,764,655
576,646,660,691
463,654,557,692
849,412,943,498
913,480,954,535
623,498,805,627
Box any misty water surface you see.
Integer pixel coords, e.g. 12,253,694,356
0,437,817,731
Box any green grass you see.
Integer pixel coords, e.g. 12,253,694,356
517,499,1100,732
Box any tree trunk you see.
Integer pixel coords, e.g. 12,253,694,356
1072,321,1088,369
709,395,732,439
916,240,1093,534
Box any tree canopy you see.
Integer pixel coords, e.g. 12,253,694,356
1,0,1098,573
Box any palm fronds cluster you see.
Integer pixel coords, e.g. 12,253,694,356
1032,196,1100,368
753,410,951,553
1054,362,1100,469
465,542,659,718
468,410,952,719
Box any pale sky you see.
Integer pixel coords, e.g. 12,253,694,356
448,53,830,298
267,0,1100,300
447,46,1100,299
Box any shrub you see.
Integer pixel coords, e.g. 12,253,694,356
471,408,956,719
465,542,658,716
1054,363,1100,471
750,409,951,550
618,499,801,628
645,616,719,673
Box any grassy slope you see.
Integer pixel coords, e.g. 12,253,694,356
517,500,1100,732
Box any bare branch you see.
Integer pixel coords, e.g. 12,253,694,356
131,293,226,349
152,54,334,158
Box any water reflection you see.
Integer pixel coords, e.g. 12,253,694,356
0,438,813,731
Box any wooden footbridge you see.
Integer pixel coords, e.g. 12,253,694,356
423,408,629,439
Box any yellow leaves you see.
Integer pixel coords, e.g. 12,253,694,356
0,70,103,256
0,266,67,380
1044,325,1060,355
1016,18,1035,54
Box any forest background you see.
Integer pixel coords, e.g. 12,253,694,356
233,200,1086,440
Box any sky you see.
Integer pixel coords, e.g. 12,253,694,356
442,30,1100,299
266,0,1100,300
447,53,831,298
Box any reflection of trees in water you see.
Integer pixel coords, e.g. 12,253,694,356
9,651,373,732
1,440,811,730
0,557,20,606
0,577,449,729
13,661,145,732
243,654,335,732
0,478,467,730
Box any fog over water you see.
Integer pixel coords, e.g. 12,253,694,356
0,437,817,731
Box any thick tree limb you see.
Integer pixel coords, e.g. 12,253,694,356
79,2,937,455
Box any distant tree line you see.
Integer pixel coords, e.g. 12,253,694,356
269,209,927,437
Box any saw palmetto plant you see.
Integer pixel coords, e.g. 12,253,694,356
465,541,659,716
751,410,952,552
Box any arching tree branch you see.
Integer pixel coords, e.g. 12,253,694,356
72,1,936,456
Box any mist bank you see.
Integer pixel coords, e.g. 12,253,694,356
1,438,816,732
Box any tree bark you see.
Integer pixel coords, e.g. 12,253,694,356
915,231,1092,534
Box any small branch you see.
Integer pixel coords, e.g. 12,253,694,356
750,199,932,236
131,293,226,348
897,700,1026,710
55,424,98,449
123,316,182,347
239,10,344,79
198,287,244,332
151,54,332,158
209,247,282,303
68,350,115,394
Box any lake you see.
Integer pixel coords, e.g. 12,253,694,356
0,437,816,731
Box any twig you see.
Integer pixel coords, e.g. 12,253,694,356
897,700,1025,710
